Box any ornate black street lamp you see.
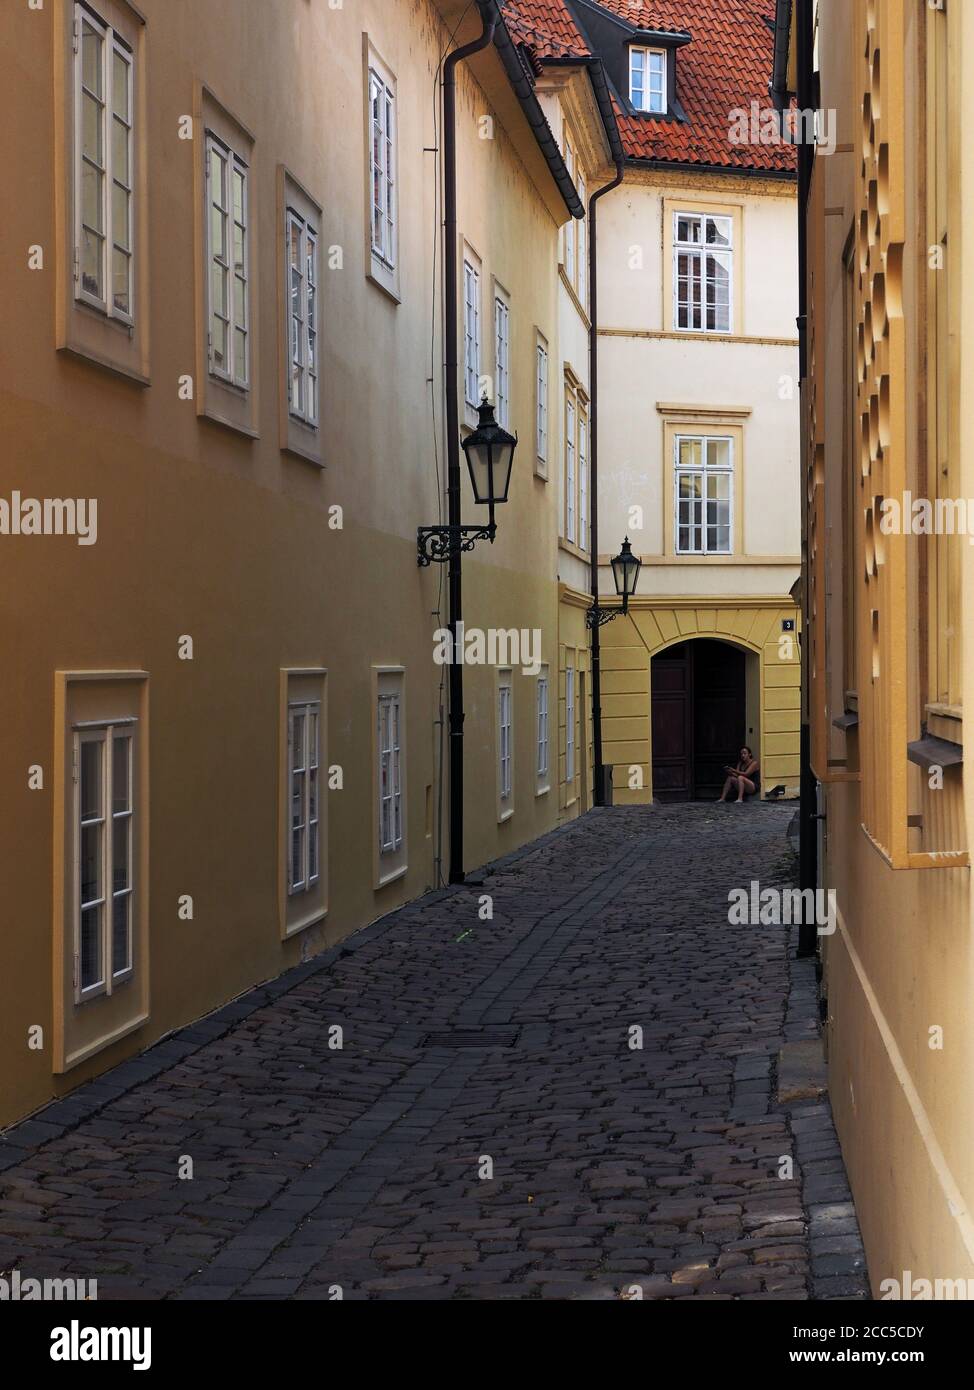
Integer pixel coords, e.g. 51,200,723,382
418,398,517,566
586,537,642,627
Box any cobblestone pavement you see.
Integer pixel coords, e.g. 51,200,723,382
0,803,869,1301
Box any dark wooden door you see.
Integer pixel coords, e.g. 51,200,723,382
650,644,692,801
651,640,746,801
691,640,746,799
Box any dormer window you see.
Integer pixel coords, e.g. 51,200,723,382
630,46,666,113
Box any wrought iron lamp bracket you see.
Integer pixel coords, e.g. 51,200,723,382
586,604,624,629
417,522,497,567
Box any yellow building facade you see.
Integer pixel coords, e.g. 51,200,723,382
594,167,802,804
790,0,974,1289
0,0,612,1128
509,1,803,808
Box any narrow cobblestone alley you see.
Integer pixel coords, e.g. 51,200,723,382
0,804,869,1301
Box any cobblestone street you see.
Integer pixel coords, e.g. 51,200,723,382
0,803,868,1301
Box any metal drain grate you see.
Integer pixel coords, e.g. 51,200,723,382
420,1027,520,1049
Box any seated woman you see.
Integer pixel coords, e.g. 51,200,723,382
718,746,761,803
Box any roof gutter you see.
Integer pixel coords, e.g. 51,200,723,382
480,0,585,218
770,0,795,114
624,155,797,181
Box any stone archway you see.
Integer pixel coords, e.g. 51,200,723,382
598,603,798,804
651,638,755,800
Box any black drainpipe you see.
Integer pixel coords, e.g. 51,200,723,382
443,1,497,884
794,0,818,957
589,158,625,807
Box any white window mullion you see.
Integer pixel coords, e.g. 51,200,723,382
537,674,549,779
392,695,402,849
77,730,106,998
110,728,133,982
378,692,402,854
566,397,576,544
495,296,510,427
75,720,137,1003
578,411,588,552
76,7,108,311
74,7,134,322
287,700,321,897
286,210,320,427
385,87,396,267
287,210,304,419
206,136,230,381
675,212,732,334
369,68,397,271
674,434,733,555
307,704,319,887
537,342,548,462
288,708,307,893
378,698,391,852
101,28,113,317
566,666,576,785
231,155,249,388
109,35,133,320
630,46,666,113
499,681,513,803
306,226,318,426
464,261,480,408
206,135,249,387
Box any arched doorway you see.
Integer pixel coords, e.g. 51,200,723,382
651,639,752,801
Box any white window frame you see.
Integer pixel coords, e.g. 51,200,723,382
287,701,321,897
378,690,403,855
369,65,397,271
674,433,735,556
630,46,667,113
561,125,587,306
74,3,134,324
566,664,576,786
566,395,577,544
286,207,320,428
495,292,510,427
464,257,481,411
564,135,576,287
537,670,550,782
536,337,549,465
205,130,250,388
673,212,734,335
498,673,513,811
576,170,587,305
578,405,589,553
73,720,136,1004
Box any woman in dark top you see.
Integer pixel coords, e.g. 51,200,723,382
718,746,760,803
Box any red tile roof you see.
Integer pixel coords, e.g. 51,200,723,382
500,0,796,174
501,0,593,59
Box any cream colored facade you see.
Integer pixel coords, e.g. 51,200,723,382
536,67,616,820
0,0,595,1127
595,167,802,802
801,0,974,1290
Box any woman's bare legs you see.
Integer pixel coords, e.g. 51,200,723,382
718,775,738,802
735,776,755,802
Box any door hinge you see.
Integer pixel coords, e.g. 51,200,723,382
71,746,79,783
72,953,79,991
72,246,80,284
72,16,80,55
